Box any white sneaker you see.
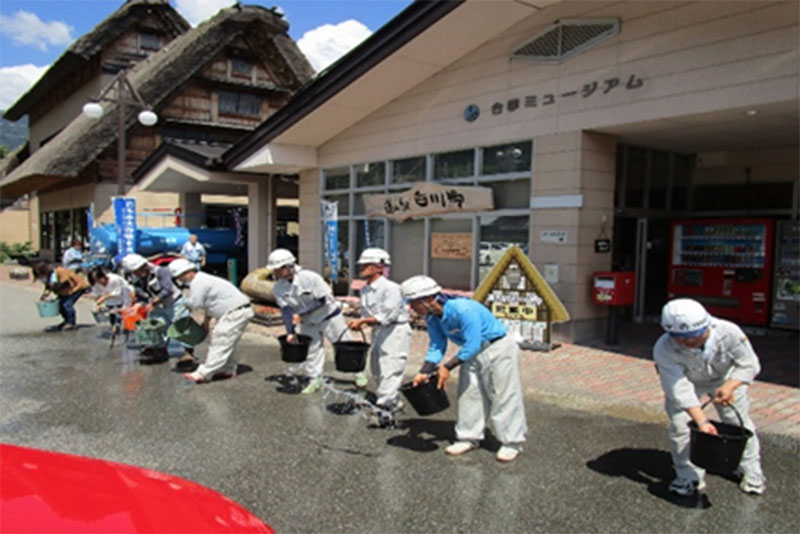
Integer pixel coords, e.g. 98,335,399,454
445,441,478,456
668,477,706,496
496,444,522,463
739,474,765,495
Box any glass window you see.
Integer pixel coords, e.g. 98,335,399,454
429,217,472,290
219,90,260,116
356,220,386,260
649,150,670,210
479,215,530,282
434,149,473,180
481,141,532,175
624,146,647,208
323,194,349,217
355,161,385,188
487,179,530,210
72,207,88,246
140,33,160,51
231,58,252,77
389,219,424,283
324,167,350,190
671,155,691,211
54,210,72,258
392,157,425,184
39,211,54,250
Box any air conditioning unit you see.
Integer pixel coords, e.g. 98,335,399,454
696,152,729,168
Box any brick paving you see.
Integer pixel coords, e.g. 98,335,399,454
3,263,797,439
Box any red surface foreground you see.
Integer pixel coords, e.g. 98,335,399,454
0,443,273,533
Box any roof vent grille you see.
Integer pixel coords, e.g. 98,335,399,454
512,19,619,63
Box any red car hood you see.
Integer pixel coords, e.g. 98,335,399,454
0,444,272,533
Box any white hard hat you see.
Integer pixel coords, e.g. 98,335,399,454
121,254,148,273
168,258,195,278
357,248,391,265
661,298,711,337
401,275,442,301
267,248,296,270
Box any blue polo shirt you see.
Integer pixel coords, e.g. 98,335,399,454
424,297,507,365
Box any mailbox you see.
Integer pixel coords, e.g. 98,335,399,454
592,271,635,306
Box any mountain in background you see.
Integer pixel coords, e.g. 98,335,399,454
0,112,29,151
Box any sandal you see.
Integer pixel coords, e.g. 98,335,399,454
183,372,206,383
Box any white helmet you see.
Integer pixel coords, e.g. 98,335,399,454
267,248,296,270
121,253,148,273
661,298,711,337
401,275,442,301
168,258,195,278
357,248,391,265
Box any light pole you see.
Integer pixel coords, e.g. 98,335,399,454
82,70,158,195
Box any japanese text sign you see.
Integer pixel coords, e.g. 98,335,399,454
363,182,493,221
113,197,137,258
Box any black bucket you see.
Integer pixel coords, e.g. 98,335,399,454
333,330,369,373
689,400,752,474
400,375,450,416
278,334,311,363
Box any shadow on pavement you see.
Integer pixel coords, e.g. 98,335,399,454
387,418,457,453
264,373,304,394
586,448,712,509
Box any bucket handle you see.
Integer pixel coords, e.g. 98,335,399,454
335,327,367,344
700,397,747,435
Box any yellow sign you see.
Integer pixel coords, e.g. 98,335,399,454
431,232,472,260
473,246,569,348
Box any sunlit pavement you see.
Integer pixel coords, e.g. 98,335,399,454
2,280,799,533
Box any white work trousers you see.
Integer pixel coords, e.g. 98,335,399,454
297,313,352,379
369,323,411,406
666,384,763,482
195,306,254,379
455,335,527,446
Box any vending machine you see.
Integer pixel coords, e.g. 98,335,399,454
771,220,799,330
668,219,774,326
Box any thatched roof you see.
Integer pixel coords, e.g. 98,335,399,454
3,0,189,121
0,5,314,199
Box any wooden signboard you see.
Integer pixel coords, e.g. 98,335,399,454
431,232,472,260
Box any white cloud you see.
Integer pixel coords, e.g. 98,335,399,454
0,64,48,110
0,11,73,52
298,20,372,73
173,0,237,26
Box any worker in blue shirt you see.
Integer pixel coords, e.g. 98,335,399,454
404,275,527,463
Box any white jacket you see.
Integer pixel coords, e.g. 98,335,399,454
653,317,761,410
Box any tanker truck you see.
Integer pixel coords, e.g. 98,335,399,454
88,224,244,274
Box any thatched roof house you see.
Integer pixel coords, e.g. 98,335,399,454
0,4,313,199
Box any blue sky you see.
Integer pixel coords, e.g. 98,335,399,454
0,0,412,110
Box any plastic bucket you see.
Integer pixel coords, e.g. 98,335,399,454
400,376,450,416
689,401,752,474
37,299,60,318
135,318,167,347
121,305,147,332
167,317,207,346
278,334,311,362
333,330,369,373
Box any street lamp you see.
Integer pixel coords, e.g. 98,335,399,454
82,70,158,195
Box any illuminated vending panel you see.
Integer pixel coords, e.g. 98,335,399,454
668,219,774,326
771,220,799,330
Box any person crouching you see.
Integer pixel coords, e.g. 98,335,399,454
168,259,253,383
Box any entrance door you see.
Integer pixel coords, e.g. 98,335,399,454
632,218,670,322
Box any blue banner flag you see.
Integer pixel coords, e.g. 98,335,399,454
113,197,137,263
321,200,338,283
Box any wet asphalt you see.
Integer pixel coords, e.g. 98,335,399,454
1,282,798,534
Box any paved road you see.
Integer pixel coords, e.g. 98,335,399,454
1,282,798,533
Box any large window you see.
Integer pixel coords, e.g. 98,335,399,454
321,139,533,292
219,91,260,117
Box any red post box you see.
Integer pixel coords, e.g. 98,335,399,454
592,271,635,306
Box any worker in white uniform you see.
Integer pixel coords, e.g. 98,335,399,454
122,253,192,365
61,238,84,271
268,248,363,394
168,259,253,383
180,234,207,271
404,275,527,463
654,298,765,496
88,267,135,334
348,248,411,428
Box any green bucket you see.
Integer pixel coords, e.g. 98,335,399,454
37,299,60,318
167,317,207,346
135,318,168,347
